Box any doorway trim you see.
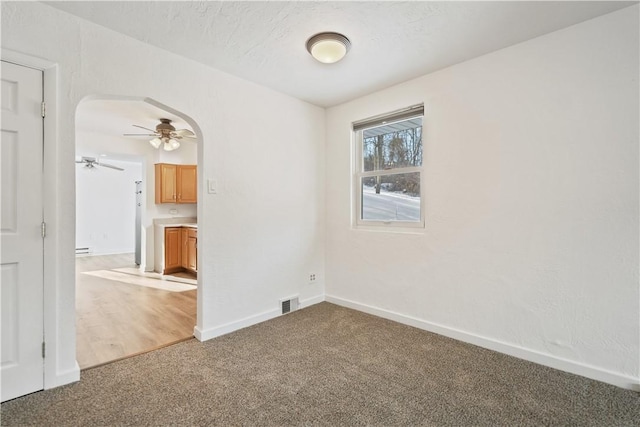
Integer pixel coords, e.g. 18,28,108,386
1,48,79,390
74,94,204,359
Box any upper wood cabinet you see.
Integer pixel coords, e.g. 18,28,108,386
155,164,177,203
177,165,197,203
155,163,197,204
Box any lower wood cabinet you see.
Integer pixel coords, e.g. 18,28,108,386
187,229,197,271
164,226,197,275
181,228,189,268
164,227,182,273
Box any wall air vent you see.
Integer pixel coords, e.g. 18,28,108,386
280,296,299,315
75,247,91,255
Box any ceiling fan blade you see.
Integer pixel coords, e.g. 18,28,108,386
132,124,157,133
173,129,195,138
97,162,124,171
75,160,85,164
124,133,157,137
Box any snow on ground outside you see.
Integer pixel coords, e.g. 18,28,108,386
362,185,420,221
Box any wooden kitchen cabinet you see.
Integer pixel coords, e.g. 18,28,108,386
155,164,177,203
187,228,197,272
177,165,197,203
164,227,182,274
164,226,197,275
180,228,189,268
155,163,197,204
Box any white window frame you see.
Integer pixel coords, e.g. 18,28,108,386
353,105,425,230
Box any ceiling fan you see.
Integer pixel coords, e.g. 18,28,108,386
124,118,195,151
76,156,124,171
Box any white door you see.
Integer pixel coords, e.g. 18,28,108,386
1,60,44,402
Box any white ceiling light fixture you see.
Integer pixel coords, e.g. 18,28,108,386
306,32,351,64
149,136,179,151
165,138,181,151
149,137,162,149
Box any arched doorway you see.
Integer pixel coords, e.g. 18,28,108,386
74,96,201,368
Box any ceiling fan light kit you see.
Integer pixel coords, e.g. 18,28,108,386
163,138,181,151
150,136,180,151
306,32,351,64
124,118,195,151
149,137,162,149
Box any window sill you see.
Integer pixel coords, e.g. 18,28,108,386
351,224,426,235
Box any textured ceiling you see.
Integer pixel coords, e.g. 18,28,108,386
74,98,197,160
47,1,634,107
76,98,194,137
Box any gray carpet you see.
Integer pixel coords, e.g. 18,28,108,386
2,302,639,426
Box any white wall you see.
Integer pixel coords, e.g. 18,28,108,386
75,158,142,255
5,0,636,393
2,1,325,389
325,6,639,388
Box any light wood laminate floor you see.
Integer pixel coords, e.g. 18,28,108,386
76,253,196,369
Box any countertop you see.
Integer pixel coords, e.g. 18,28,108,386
153,217,197,229
155,223,197,229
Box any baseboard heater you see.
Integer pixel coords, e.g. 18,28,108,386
75,247,91,255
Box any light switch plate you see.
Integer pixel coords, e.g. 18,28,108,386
207,179,217,194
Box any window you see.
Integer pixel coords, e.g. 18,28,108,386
353,105,424,228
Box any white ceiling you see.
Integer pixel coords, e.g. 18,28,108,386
47,1,634,108
76,98,194,136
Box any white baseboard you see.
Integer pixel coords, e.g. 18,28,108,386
194,308,280,341
75,250,135,257
325,295,640,391
300,294,325,308
194,295,325,342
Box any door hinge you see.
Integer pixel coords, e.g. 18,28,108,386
41,101,46,118
41,221,46,238
42,342,46,358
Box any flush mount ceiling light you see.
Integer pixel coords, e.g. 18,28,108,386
306,32,351,64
